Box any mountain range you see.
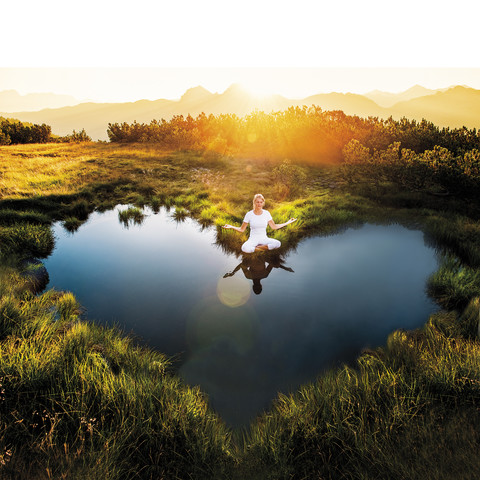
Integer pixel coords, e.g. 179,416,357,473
0,90,81,112
1,84,479,141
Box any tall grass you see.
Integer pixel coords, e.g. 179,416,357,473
63,216,84,232
118,206,145,227
241,301,480,479
0,284,234,479
427,254,480,310
172,206,188,221
198,205,222,226
0,223,54,259
0,209,51,225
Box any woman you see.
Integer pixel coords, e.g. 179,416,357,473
223,193,297,253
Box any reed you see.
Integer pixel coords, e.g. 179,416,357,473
0,223,55,259
172,206,188,221
427,254,480,309
62,216,84,233
149,195,162,213
198,205,221,226
117,206,145,227
423,214,480,267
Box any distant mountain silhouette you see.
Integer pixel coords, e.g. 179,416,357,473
299,92,382,117
180,86,214,104
1,85,479,141
365,85,439,107
390,86,480,130
0,89,80,112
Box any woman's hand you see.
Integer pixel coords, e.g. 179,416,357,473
288,218,297,224
223,222,247,233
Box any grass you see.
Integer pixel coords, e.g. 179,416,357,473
118,206,145,227
1,142,480,478
0,287,233,479
172,206,188,221
241,303,480,479
427,254,480,310
63,216,84,232
0,223,55,259
0,209,51,225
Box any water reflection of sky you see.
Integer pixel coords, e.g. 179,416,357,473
44,207,439,428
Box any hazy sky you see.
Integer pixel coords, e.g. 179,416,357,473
1,68,480,103
2,1,480,102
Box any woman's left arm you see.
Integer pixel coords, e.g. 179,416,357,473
268,218,297,230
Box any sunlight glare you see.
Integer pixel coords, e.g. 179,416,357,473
238,80,277,99
186,297,257,354
217,276,251,308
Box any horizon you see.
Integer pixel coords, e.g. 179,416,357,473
2,2,479,105
1,68,480,106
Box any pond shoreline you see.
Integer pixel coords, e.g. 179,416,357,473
42,205,440,428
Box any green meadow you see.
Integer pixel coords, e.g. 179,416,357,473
1,129,480,479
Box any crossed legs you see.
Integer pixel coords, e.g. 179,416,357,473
241,237,281,253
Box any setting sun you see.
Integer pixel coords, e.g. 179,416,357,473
236,80,278,99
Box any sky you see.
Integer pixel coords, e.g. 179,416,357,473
2,0,480,102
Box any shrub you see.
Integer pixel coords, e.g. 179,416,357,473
272,159,307,199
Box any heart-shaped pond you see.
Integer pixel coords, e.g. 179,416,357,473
43,206,439,427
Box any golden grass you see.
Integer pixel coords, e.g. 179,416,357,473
0,143,329,227
0,143,99,197
0,143,180,199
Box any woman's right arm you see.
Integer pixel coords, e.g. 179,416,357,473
223,222,248,233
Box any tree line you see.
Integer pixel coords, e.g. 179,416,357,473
0,117,91,144
342,139,480,197
107,107,480,163
0,117,52,144
107,107,480,197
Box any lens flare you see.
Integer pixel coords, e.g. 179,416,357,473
186,296,258,355
217,275,251,307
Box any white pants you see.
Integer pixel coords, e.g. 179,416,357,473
241,236,281,253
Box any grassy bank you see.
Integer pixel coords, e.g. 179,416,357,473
1,142,480,478
0,269,233,479
241,301,480,479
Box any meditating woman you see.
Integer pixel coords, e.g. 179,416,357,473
222,193,297,253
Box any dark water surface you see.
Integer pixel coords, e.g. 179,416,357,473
43,206,439,427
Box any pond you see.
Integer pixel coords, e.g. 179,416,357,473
43,206,439,428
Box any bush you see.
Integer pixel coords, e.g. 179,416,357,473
0,117,52,144
272,159,307,199
57,129,92,143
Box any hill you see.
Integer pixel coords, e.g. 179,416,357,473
364,85,439,107
0,89,80,112
390,86,480,129
299,92,382,117
1,85,479,141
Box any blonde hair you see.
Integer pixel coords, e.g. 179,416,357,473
252,193,265,208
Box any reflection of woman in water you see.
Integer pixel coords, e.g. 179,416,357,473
224,255,294,295
222,193,297,253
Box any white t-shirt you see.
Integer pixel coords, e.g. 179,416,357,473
243,210,273,238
